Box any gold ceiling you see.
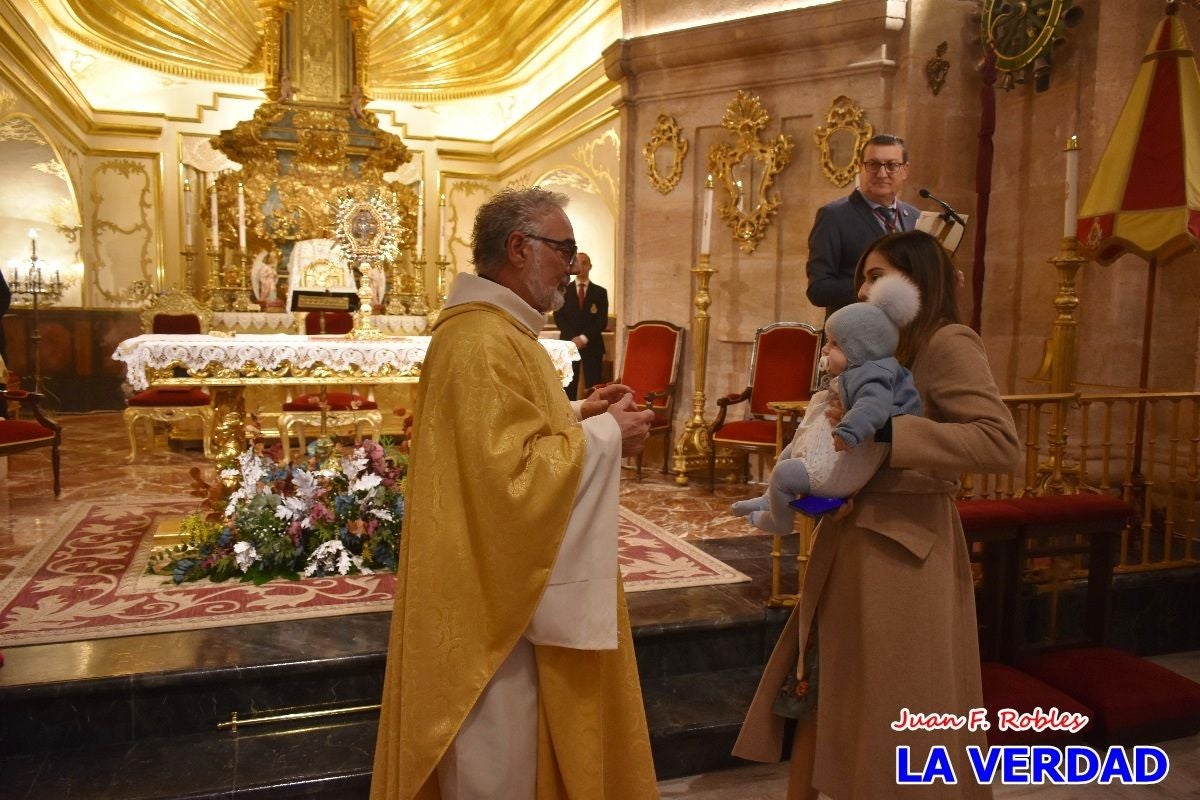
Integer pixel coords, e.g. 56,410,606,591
31,0,596,101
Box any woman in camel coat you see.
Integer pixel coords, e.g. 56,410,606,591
732,230,1021,799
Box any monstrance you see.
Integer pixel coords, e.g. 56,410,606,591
332,191,401,340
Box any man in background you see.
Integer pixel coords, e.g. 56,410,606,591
553,251,608,400
370,187,659,800
805,133,919,316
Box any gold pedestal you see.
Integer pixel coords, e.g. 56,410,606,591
673,253,716,486
350,262,385,340
1036,235,1088,495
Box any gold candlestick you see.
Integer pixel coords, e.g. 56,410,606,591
673,253,716,485
231,250,253,311
409,251,429,315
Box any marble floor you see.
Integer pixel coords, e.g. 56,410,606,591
0,411,762,581
3,413,1200,798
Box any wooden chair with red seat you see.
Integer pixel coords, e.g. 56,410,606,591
0,389,62,497
709,321,821,489
279,310,381,461
124,290,214,461
614,320,684,477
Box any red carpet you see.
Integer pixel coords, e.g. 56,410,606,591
0,501,748,646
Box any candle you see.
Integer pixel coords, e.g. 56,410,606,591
28,228,37,260
183,178,193,245
735,179,744,212
439,193,447,258
700,175,714,256
210,183,219,249
237,182,246,251
416,180,425,255
1064,134,1079,239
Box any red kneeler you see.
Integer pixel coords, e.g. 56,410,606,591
960,493,1200,746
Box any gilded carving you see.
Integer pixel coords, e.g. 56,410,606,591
926,42,950,96
813,96,873,189
89,159,156,304
642,115,688,196
575,128,620,213
706,91,794,254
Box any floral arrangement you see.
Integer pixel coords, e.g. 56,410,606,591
150,437,407,585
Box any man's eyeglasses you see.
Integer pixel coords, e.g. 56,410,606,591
861,160,907,175
525,233,578,264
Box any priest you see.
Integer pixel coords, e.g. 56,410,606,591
370,186,659,800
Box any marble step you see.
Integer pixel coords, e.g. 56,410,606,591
2,666,764,799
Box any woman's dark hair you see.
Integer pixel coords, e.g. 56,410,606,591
853,230,961,366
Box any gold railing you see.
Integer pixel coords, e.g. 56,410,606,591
769,390,1200,606
964,390,1200,571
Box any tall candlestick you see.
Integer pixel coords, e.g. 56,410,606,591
210,183,219,249
416,180,425,254
1064,134,1079,239
700,175,714,255
183,178,193,244
237,182,246,252
439,193,448,258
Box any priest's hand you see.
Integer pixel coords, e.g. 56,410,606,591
580,383,638,419
607,392,655,457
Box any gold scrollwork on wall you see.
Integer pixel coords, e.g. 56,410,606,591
642,114,688,195
813,96,873,188
706,91,794,254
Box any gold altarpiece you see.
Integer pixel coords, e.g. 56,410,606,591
200,0,425,431
205,0,426,317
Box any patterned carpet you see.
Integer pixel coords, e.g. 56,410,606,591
0,497,748,646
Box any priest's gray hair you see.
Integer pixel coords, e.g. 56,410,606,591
472,186,569,278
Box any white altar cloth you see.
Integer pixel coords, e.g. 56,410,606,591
209,312,429,335
113,334,579,391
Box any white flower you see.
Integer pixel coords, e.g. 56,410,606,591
276,495,311,526
302,540,371,577
351,473,383,493
341,450,368,483
369,507,395,521
233,541,258,571
220,468,239,482
292,468,319,501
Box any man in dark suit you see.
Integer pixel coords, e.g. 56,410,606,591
553,251,608,400
806,133,919,315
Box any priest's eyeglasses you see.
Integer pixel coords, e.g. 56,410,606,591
861,160,907,175
525,233,578,264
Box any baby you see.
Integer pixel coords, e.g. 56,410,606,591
732,273,923,533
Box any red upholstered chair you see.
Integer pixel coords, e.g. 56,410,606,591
124,290,214,460
0,389,62,497
614,320,684,477
279,311,380,460
709,321,821,488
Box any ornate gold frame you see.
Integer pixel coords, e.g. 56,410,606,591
706,92,794,254
642,114,688,195
813,96,873,188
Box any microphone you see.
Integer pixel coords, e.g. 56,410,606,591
919,188,967,228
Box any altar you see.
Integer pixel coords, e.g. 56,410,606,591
113,333,578,460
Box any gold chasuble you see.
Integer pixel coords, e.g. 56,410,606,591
371,276,657,799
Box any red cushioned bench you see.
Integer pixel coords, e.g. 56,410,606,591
958,493,1200,746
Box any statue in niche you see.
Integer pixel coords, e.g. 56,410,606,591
349,85,367,123
279,68,295,102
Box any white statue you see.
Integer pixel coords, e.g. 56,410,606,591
252,250,279,303
367,263,387,307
